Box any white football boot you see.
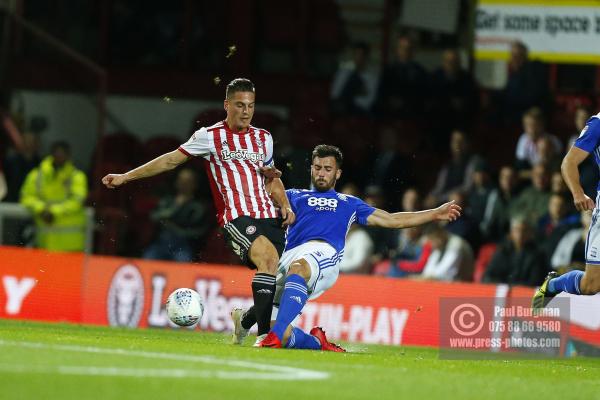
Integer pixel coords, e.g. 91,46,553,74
230,308,250,345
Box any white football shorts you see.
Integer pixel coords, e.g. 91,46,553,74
272,241,342,319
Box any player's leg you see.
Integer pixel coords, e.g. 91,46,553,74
533,206,600,310
224,217,284,339
269,258,311,341
247,235,279,336
261,243,345,351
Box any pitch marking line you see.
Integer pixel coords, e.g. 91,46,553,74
0,340,329,381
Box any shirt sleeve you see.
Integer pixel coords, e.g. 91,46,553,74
515,134,528,161
264,133,274,167
179,127,211,159
574,117,600,153
354,198,376,225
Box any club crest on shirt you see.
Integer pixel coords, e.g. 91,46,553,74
256,138,263,147
246,225,257,235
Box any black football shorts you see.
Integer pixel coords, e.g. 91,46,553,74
222,216,286,269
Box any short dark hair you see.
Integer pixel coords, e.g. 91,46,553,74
226,78,255,99
312,144,343,168
51,140,70,154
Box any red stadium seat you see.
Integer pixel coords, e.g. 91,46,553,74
473,242,498,283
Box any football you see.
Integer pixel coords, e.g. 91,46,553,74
165,288,204,327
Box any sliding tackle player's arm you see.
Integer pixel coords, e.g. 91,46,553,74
366,201,461,229
102,149,189,189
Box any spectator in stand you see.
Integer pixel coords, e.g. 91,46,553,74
362,185,395,268
375,35,428,117
20,141,88,252
568,105,598,198
511,164,551,225
273,122,311,189
401,187,421,212
143,168,209,262
429,49,479,151
551,171,577,215
386,225,430,278
419,222,474,281
338,183,374,274
3,131,41,202
0,168,5,201
535,136,562,173
467,160,494,226
550,210,590,274
380,188,428,277
427,129,483,206
502,41,549,122
445,189,480,250
330,42,379,116
514,107,562,177
483,217,548,286
537,193,580,260
0,109,25,201
367,126,414,208
480,165,522,242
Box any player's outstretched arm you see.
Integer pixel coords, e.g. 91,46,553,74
366,201,461,229
562,146,595,211
102,149,188,189
266,177,295,227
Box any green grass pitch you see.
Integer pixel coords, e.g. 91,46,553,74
0,319,598,400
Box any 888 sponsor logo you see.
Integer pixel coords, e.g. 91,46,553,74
307,197,338,211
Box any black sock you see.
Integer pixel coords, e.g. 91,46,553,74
241,306,256,330
251,273,276,335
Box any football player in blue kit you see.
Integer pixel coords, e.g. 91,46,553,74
533,111,600,310
231,144,461,351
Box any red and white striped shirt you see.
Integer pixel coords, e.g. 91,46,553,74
178,121,278,226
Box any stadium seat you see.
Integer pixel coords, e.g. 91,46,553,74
473,242,498,283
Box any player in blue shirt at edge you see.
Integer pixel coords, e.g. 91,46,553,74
533,111,600,310
231,144,462,351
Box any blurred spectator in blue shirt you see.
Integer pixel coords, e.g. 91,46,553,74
143,168,209,262
375,35,428,117
3,132,41,202
330,42,379,116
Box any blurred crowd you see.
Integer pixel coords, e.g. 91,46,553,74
1,36,598,288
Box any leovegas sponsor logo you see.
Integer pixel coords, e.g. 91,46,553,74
220,149,265,163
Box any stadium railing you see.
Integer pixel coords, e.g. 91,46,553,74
0,202,95,253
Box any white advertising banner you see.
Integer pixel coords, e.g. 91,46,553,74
475,0,600,63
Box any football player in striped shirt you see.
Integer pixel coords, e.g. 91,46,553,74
102,78,294,342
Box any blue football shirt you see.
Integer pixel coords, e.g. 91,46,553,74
285,188,376,253
574,112,600,190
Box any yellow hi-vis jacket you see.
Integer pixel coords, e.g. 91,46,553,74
20,156,88,252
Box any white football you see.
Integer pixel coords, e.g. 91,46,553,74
166,288,204,327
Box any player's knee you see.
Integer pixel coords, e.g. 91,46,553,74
580,273,600,295
250,236,279,274
288,261,311,282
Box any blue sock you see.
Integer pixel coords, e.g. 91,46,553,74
271,274,308,341
548,270,584,295
285,327,321,350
